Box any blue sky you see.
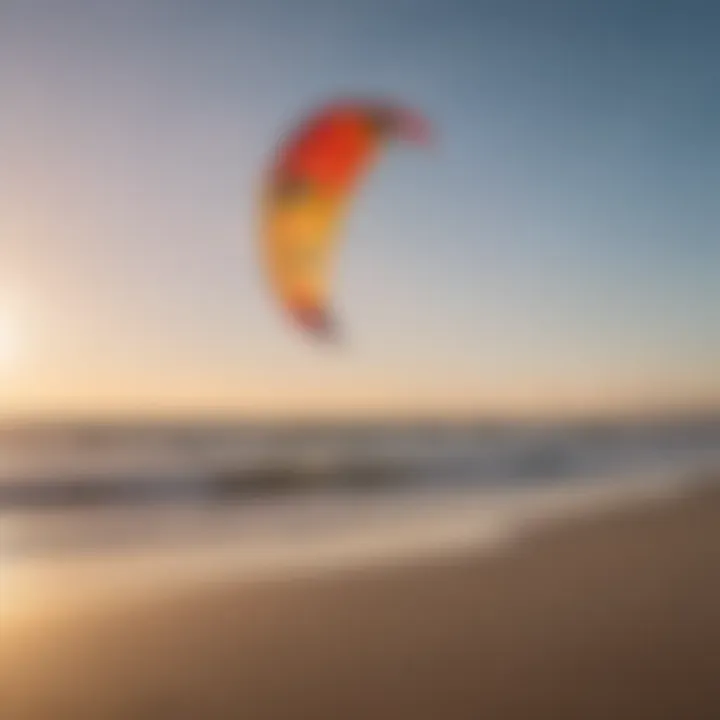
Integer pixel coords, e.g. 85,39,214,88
0,0,718,416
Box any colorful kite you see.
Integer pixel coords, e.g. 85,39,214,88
259,98,431,340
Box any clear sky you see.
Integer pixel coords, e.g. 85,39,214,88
0,0,718,418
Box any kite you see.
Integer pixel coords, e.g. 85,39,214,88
259,98,431,340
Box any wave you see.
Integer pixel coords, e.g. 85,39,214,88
1,416,718,510
2,468,716,625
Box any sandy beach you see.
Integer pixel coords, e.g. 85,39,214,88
1,481,719,720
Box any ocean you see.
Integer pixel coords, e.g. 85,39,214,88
1,416,718,620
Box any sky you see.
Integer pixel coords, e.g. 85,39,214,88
0,0,718,418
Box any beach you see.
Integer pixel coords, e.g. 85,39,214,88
1,479,718,720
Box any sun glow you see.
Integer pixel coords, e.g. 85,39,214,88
0,306,21,370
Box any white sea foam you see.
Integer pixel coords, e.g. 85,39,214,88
0,463,707,629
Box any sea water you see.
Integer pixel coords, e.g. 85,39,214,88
1,417,718,622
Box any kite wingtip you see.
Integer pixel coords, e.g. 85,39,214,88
290,304,341,345
394,108,433,146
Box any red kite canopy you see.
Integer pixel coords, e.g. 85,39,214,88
259,98,431,340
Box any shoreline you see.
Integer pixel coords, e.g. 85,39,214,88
0,469,703,625
2,476,718,719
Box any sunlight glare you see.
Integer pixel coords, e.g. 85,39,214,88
0,306,21,370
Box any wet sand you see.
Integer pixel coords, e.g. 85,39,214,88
2,482,719,720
